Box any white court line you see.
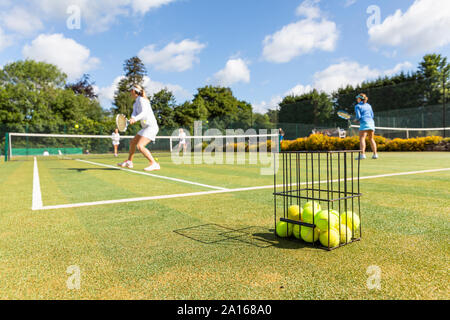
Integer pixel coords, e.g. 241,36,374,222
32,157,43,210
35,167,450,211
75,159,228,191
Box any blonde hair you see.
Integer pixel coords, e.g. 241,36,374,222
132,84,148,99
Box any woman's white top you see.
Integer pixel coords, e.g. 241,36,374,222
131,96,158,130
179,131,187,144
111,132,120,144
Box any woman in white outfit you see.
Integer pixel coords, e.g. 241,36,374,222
112,128,120,157
118,85,160,171
178,128,187,153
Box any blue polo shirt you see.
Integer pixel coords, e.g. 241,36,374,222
355,102,374,122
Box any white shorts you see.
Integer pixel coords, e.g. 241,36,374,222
180,140,186,145
138,126,159,141
112,142,120,146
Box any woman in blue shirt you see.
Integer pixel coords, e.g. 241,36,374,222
354,93,378,160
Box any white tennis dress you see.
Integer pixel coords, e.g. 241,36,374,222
131,96,159,141
111,132,120,146
179,131,187,145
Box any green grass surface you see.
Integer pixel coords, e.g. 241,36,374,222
0,152,449,299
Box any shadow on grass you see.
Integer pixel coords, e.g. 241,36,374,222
51,168,118,173
173,224,312,249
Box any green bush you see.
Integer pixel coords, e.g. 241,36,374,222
281,134,444,152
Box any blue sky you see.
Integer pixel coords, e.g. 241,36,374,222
1,0,449,113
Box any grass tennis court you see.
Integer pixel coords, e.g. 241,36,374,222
0,152,449,299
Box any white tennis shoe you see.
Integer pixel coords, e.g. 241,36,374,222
118,160,133,169
144,163,160,172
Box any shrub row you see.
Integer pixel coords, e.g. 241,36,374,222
281,134,445,152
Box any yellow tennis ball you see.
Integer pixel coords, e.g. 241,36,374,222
300,226,320,243
314,210,339,231
302,201,321,223
155,157,159,161
319,229,340,248
338,224,353,244
276,221,293,238
288,205,302,221
293,224,301,239
340,211,361,231
75,124,79,129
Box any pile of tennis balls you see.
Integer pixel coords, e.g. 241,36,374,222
276,201,360,248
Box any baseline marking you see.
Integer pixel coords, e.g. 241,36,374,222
32,157,43,210
36,167,450,211
76,159,228,191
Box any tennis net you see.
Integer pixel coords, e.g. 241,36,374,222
5,131,280,161
349,125,450,139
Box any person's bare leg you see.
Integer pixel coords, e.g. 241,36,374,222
359,131,368,155
114,145,118,156
128,135,139,162
368,131,378,156
136,135,156,165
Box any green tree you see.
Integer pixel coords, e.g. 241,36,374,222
151,89,178,131
113,56,147,116
279,89,332,126
191,86,252,130
418,53,450,104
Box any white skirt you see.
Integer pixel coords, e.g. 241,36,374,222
112,141,120,146
138,126,159,141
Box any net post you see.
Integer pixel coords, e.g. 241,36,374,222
4,132,8,162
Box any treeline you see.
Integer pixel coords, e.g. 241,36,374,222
111,57,274,135
1,53,448,154
278,54,450,128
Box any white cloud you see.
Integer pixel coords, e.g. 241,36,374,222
94,76,125,107
0,27,13,51
131,0,175,14
369,0,450,54
383,61,413,77
313,61,380,93
212,58,250,87
11,0,178,34
256,60,413,113
285,84,313,97
95,75,191,109
253,95,283,114
139,39,206,72
296,0,321,19
1,6,43,36
22,33,100,80
312,61,413,93
344,0,357,8
142,76,191,101
263,0,338,63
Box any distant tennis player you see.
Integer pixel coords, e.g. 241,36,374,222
112,128,120,157
177,128,187,153
117,84,160,171
354,93,378,160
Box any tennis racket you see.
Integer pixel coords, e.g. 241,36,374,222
116,114,129,132
337,110,352,120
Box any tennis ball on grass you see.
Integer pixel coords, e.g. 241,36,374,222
300,226,320,243
340,211,360,231
338,224,353,244
314,210,339,231
302,201,321,223
288,205,302,221
319,229,340,248
276,221,293,238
